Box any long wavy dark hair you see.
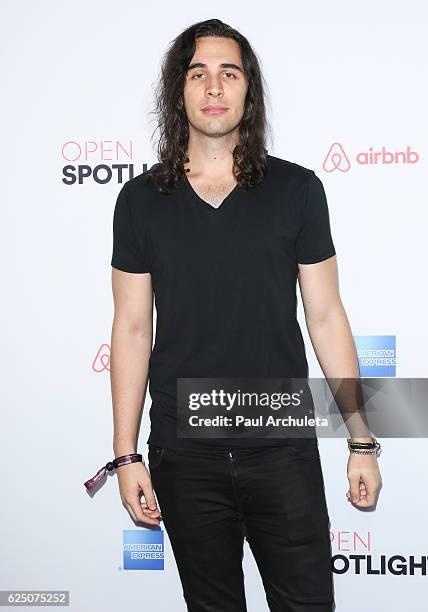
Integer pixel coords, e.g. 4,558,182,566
147,18,271,193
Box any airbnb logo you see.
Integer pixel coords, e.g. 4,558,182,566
356,146,420,166
323,142,420,173
323,143,351,173
92,343,111,373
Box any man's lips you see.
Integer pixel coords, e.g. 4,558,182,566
201,106,228,115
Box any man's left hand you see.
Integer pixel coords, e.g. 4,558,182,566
346,452,382,508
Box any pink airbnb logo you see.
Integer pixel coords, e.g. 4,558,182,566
92,343,111,373
323,143,351,173
323,142,420,172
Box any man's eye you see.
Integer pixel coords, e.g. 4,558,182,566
191,72,237,80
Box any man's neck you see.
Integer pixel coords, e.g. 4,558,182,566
185,130,239,180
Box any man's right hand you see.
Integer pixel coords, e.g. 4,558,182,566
116,461,162,526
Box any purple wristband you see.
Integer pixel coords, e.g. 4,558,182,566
84,453,144,492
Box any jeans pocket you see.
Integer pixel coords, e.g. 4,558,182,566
288,439,320,460
148,445,168,471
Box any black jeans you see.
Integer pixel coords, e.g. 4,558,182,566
148,443,335,612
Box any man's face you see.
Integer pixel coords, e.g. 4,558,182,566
183,36,249,138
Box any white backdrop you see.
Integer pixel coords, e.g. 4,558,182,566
1,1,427,610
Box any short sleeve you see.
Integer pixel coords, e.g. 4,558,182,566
111,183,151,273
295,171,336,264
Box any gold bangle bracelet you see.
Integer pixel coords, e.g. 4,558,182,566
347,436,377,445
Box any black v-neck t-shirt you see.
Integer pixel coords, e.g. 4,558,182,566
111,154,336,449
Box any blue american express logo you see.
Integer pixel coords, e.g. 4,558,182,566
123,529,164,570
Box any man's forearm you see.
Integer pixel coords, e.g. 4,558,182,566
110,323,152,456
306,307,373,441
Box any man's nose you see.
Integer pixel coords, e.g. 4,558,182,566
205,78,223,97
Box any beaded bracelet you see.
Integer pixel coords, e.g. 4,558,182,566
84,453,144,492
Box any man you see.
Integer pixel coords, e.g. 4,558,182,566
110,18,382,612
